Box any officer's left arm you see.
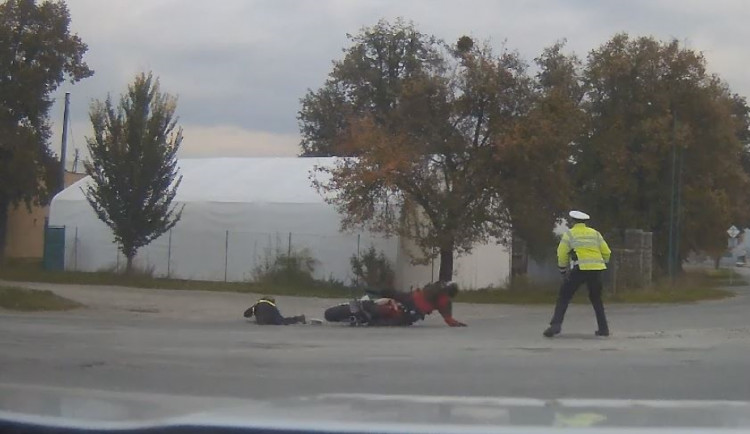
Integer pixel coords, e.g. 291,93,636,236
557,233,571,273
599,232,612,263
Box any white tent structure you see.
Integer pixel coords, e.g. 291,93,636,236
49,157,510,289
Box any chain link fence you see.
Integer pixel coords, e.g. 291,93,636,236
514,229,654,292
606,229,653,292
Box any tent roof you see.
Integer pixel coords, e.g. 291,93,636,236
54,157,337,204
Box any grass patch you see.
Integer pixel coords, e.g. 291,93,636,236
456,268,739,305
607,287,732,303
696,267,747,287
0,286,83,311
0,260,739,304
605,269,738,303
0,260,353,299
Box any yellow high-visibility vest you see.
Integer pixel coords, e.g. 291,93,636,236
249,298,276,316
557,223,611,270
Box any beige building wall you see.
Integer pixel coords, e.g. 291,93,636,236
5,203,48,259
4,172,86,259
392,201,512,290
395,234,511,291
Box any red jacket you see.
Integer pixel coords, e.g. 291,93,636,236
411,289,462,326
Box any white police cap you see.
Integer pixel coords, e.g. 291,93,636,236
569,210,590,220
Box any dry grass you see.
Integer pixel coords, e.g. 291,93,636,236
0,286,83,311
456,268,738,305
0,260,739,305
0,260,352,298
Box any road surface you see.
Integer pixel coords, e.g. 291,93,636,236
2,274,749,408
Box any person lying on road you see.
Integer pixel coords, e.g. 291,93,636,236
243,296,306,325
372,281,467,327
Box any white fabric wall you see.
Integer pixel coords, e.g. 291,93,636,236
48,158,399,283
50,197,398,283
48,157,510,288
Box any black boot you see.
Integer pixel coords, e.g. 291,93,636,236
595,329,609,337
543,324,561,338
282,315,307,325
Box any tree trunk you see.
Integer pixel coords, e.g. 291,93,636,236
125,254,134,274
0,199,8,263
713,255,721,270
438,246,454,282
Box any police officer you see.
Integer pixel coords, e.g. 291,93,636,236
544,210,611,338
243,296,306,325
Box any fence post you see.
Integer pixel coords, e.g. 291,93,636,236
253,239,258,279
638,232,644,288
224,230,229,282
167,229,173,278
612,253,618,295
74,226,79,271
287,232,292,257
356,234,361,288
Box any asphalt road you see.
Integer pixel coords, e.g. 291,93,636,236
2,274,750,412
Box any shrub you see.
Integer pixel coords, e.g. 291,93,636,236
350,246,395,290
253,247,318,285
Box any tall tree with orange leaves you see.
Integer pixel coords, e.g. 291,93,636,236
303,21,581,281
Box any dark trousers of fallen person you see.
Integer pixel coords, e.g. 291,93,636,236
243,298,306,325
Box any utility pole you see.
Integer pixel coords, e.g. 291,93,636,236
58,92,71,192
668,108,678,284
674,138,684,278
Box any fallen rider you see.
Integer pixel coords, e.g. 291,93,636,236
243,296,306,325
362,281,467,327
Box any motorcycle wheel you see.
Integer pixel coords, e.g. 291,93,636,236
324,304,352,323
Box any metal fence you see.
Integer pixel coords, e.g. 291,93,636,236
513,229,654,292
606,229,653,292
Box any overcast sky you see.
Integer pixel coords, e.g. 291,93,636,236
50,0,750,165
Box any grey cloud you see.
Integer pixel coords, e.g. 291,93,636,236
48,0,750,158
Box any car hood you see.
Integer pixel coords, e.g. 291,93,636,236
1,383,750,433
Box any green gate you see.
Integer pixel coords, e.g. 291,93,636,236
43,226,65,271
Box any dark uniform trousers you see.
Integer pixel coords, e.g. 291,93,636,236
550,269,609,332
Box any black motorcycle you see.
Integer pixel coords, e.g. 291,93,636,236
324,292,422,326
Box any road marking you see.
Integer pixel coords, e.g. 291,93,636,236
315,393,750,409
